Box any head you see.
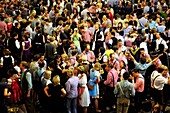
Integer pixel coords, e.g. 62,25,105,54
52,75,60,86
38,61,45,68
105,63,114,72
123,72,130,80
131,68,139,77
77,66,85,74
86,44,91,51
67,67,74,77
157,65,165,74
20,61,28,70
61,54,68,61
156,33,161,39
132,42,137,49
139,58,146,64
3,49,11,56
117,39,123,48
94,23,99,30
92,62,101,71
120,60,126,69
44,70,52,80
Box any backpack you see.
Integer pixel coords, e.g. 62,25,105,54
33,70,45,92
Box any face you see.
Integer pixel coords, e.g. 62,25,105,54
111,54,115,60
132,72,137,77
120,61,124,68
19,64,24,70
66,61,70,66
118,41,122,47
40,56,44,61
86,45,90,50
95,24,99,30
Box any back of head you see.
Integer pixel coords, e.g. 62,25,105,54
123,72,130,80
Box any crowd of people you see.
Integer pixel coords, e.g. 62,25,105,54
0,0,170,113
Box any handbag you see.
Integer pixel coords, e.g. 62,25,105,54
87,83,94,90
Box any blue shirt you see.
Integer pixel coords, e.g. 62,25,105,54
65,76,79,98
134,61,151,71
21,69,33,90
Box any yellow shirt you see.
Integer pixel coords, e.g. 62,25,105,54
105,49,114,59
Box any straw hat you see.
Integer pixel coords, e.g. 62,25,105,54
81,55,87,61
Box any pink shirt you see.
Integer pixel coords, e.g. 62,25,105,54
104,68,118,87
133,74,144,92
81,50,95,63
81,29,93,42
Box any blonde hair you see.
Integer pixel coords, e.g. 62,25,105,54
44,70,51,79
67,67,74,76
52,75,60,85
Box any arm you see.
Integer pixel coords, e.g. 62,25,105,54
65,81,71,93
104,72,112,85
44,86,51,97
61,88,66,97
150,54,163,64
114,84,118,95
4,88,11,97
130,84,135,97
26,72,33,97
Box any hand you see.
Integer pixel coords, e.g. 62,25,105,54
47,94,51,97
27,93,30,98
129,75,134,80
8,92,11,96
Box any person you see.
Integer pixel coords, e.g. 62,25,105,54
130,68,145,113
151,65,170,111
65,67,79,113
39,70,52,111
104,63,118,111
77,66,90,113
0,49,14,78
20,61,35,113
45,36,57,64
0,78,11,113
114,72,135,113
44,75,66,113
88,62,102,112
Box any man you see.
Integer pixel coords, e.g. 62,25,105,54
155,33,168,52
130,68,145,113
151,65,170,111
81,44,95,64
114,72,135,113
20,61,35,113
92,23,105,56
68,42,81,57
109,53,120,71
8,32,21,62
45,36,57,64
104,64,118,111
0,17,7,31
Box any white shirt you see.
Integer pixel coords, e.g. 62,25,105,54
140,42,148,54
156,38,168,50
0,56,14,66
151,70,168,90
15,40,20,49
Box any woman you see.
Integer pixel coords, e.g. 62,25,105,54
65,67,79,113
118,60,127,81
71,28,82,53
117,22,124,36
21,35,32,62
88,63,102,112
77,66,90,113
0,49,14,78
44,75,66,113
